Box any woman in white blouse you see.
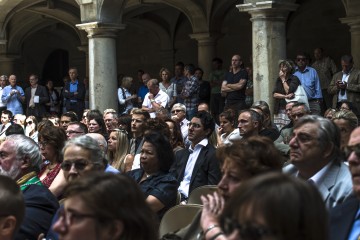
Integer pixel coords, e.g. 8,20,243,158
159,67,177,109
118,76,137,115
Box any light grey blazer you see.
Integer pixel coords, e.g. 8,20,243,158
283,161,353,209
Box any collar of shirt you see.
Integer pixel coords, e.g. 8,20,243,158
295,66,310,73
306,161,332,186
70,80,79,85
189,138,208,152
342,67,353,75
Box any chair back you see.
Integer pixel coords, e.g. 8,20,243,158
159,204,202,237
187,185,218,204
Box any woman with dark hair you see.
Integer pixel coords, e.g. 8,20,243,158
25,115,38,143
165,118,184,153
38,126,67,197
273,59,301,130
53,173,158,240
128,131,178,220
217,109,241,146
205,173,328,240
45,80,60,115
87,112,108,139
163,136,283,239
118,114,132,139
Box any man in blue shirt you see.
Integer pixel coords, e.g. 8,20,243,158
1,75,25,115
63,67,85,119
293,53,322,115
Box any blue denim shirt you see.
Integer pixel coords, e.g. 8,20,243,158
1,85,25,114
294,66,323,99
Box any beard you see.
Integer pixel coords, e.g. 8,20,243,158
0,162,21,180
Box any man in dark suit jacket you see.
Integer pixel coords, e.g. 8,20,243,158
25,74,49,120
0,134,59,240
170,111,221,202
328,54,360,119
330,126,360,240
63,67,86,119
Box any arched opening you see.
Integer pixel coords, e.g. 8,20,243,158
41,49,69,87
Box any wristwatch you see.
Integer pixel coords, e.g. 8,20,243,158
150,99,155,103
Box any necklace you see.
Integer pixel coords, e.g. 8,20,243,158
47,163,57,171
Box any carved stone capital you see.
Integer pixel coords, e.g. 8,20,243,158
76,22,126,38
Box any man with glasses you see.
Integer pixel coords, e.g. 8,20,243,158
103,110,118,134
283,115,352,209
293,52,322,115
24,74,49,120
330,126,360,240
65,121,87,140
0,134,59,239
171,103,189,141
170,111,221,202
0,75,7,113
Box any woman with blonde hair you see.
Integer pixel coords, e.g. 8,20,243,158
159,67,177,108
107,129,133,172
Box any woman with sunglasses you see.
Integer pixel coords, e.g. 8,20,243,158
205,173,328,240
25,115,39,143
107,129,133,172
53,172,158,240
38,125,67,197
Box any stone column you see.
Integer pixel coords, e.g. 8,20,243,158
340,17,360,68
0,55,19,76
189,33,220,79
237,1,298,114
77,22,125,112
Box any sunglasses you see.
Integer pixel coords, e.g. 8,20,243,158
26,121,33,125
223,218,273,240
344,144,360,159
171,109,183,114
61,160,90,171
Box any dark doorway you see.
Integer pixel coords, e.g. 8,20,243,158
42,49,69,87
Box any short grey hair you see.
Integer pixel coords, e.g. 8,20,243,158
294,115,340,161
172,103,186,113
6,135,42,172
62,135,105,167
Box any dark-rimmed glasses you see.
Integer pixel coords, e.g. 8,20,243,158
61,160,90,171
223,218,274,240
171,109,183,114
58,207,96,226
344,144,360,159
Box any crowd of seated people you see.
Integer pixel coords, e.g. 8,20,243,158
0,51,359,239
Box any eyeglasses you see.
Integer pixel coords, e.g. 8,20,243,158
223,218,273,240
296,58,307,62
171,109,183,114
344,144,360,159
58,208,96,227
38,141,48,148
61,160,90,171
187,122,202,129
66,130,84,135
26,121,33,125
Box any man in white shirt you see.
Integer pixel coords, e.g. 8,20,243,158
142,79,169,118
171,103,189,140
283,115,352,209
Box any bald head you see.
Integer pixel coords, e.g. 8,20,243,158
86,133,107,153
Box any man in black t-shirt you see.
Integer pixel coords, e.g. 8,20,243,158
221,55,248,113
